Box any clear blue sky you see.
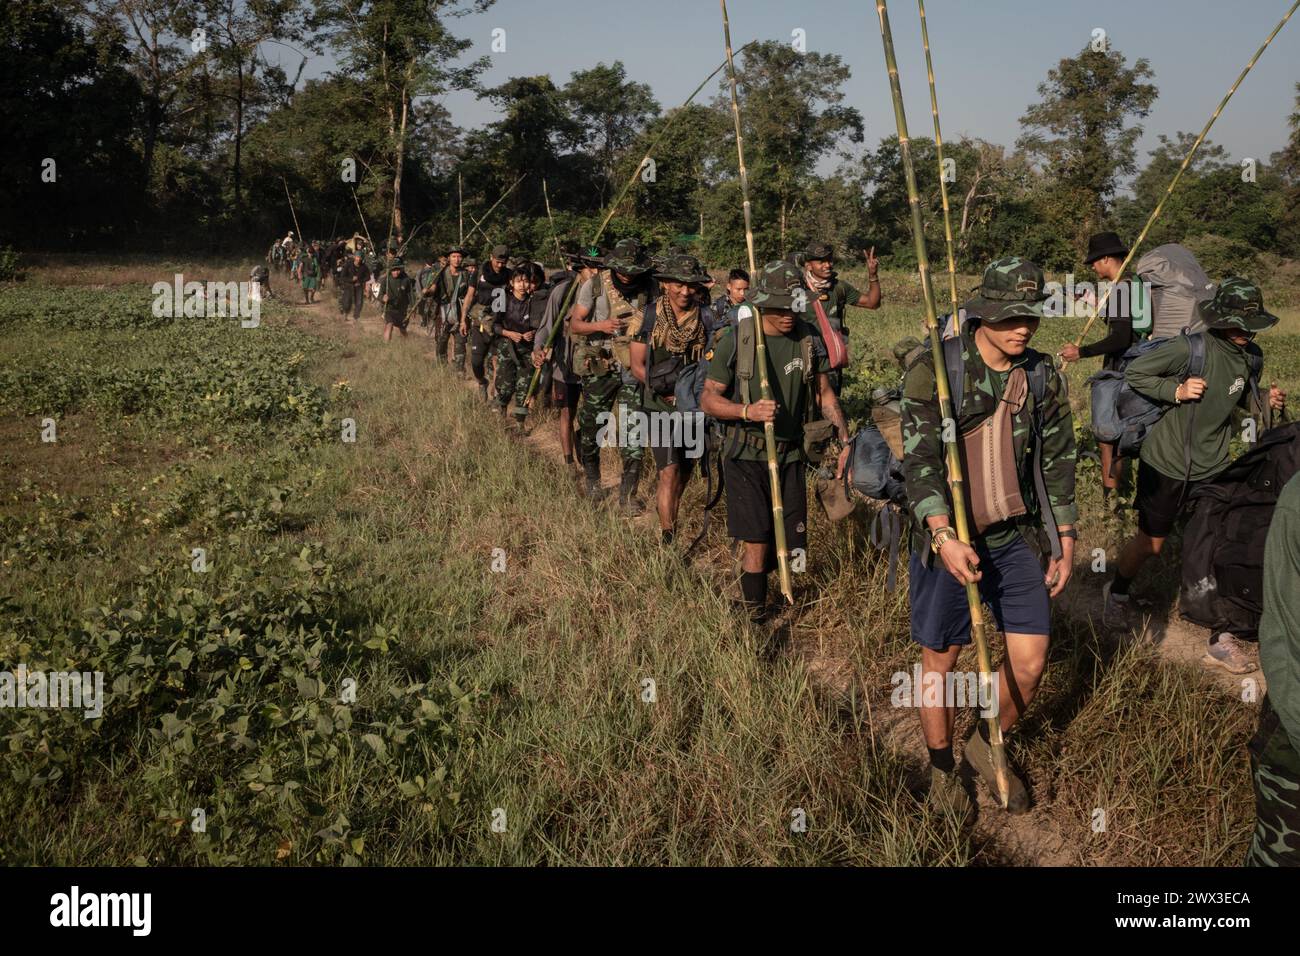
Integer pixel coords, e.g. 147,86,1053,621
287,0,1300,175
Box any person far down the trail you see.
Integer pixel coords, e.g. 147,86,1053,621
711,267,750,327
899,256,1078,818
338,251,370,322
460,245,513,403
532,246,603,470
1103,278,1287,672
700,260,850,622
800,240,883,395
568,238,656,513
629,253,723,544
1058,231,1150,510
490,265,538,434
431,246,469,374
379,257,415,343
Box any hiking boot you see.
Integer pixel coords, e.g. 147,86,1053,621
1205,633,1257,674
618,463,645,516
477,381,488,403
511,414,528,437
1101,580,1132,632
963,730,1029,814
582,460,608,502
928,766,973,818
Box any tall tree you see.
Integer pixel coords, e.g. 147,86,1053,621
563,61,659,207
1017,45,1157,254
317,0,491,239
715,40,863,257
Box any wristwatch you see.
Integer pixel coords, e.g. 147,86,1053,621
930,526,958,555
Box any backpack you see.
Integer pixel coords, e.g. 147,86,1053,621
1134,244,1214,340
1088,332,1263,465
1179,422,1300,638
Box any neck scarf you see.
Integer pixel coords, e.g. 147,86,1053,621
651,296,703,358
803,268,832,294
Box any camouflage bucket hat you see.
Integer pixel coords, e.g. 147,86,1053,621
1196,277,1278,333
491,245,511,260
654,253,711,286
603,238,650,276
749,260,806,312
804,240,835,262
963,256,1048,323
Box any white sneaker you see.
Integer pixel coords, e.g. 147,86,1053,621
1205,633,1257,674
1101,581,1131,631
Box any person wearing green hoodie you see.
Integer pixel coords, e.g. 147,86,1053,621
1103,278,1287,674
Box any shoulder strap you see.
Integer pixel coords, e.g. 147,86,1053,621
941,335,965,419
1186,331,1207,378
734,312,756,406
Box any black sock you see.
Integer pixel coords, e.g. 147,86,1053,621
1111,573,1132,598
928,745,955,773
564,454,574,465
740,571,766,608
661,529,675,546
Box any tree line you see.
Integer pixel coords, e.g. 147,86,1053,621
4,0,1299,276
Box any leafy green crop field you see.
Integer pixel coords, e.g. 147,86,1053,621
0,266,1286,865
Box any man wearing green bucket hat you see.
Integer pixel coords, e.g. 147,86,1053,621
1106,277,1287,673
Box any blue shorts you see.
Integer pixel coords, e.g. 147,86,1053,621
908,536,1051,650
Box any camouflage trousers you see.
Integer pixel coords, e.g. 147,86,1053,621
1246,696,1300,867
434,307,467,370
578,372,643,468
493,337,533,418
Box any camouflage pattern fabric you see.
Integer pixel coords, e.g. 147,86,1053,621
899,327,1077,557
1247,697,1300,866
492,337,533,417
578,371,643,467
963,256,1049,324
434,310,467,370
1198,277,1280,334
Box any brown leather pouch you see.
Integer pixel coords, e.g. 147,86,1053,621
962,366,1029,533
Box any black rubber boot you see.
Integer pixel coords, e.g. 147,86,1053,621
617,461,645,516
583,459,607,501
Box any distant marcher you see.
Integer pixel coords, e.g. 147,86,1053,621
339,252,369,322
461,245,513,402
1059,231,1151,510
534,248,600,469
1104,279,1286,673
433,248,469,373
491,267,537,432
711,268,750,328
801,241,883,394
380,257,415,343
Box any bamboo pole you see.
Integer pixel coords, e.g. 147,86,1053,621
522,42,755,407
462,172,527,250
875,0,1010,807
542,178,564,265
350,185,375,252
918,0,960,330
281,176,304,244
720,0,793,604
458,172,464,247
1072,0,1300,348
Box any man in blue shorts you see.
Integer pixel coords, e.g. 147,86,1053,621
900,257,1078,816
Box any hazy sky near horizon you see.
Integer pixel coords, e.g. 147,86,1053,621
281,0,1300,176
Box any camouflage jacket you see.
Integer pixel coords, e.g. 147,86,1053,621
900,329,1078,559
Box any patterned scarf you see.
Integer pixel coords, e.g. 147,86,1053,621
803,267,832,295
651,296,704,360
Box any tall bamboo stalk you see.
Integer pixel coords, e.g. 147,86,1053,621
1074,0,1300,346
542,178,564,264
350,186,374,251
918,0,960,329
458,172,464,247
281,176,304,244
875,0,1010,806
463,172,528,251
522,42,755,407
720,0,793,603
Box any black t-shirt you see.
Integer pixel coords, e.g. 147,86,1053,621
474,262,511,306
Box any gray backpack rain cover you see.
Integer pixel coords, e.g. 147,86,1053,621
1134,243,1215,339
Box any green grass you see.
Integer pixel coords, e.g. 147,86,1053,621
0,263,1284,865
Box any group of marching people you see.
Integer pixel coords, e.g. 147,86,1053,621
294,223,1296,863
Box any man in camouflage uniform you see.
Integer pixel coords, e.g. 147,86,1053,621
800,240,883,394
569,238,655,508
490,266,537,431
1248,470,1300,865
900,257,1077,818
379,256,415,343
460,244,513,402
431,246,469,373
533,246,602,469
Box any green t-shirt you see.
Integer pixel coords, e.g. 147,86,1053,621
436,268,467,318
808,276,863,333
705,316,829,463
1261,471,1300,756
1124,333,1255,482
